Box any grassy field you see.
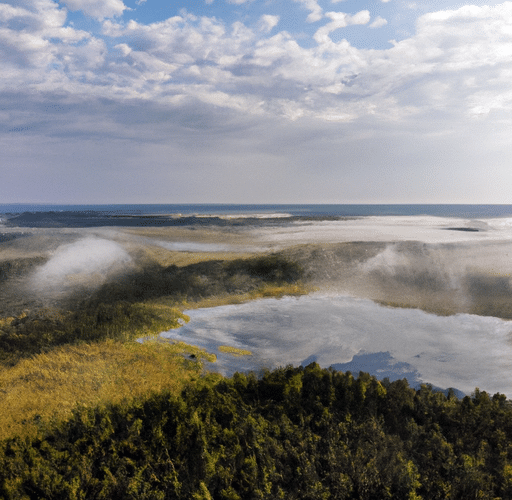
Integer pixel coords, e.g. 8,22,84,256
0,339,212,440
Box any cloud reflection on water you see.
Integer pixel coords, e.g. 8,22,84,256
161,294,512,397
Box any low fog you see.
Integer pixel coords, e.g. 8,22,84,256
30,237,133,298
280,239,512,317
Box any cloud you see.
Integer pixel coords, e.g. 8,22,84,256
59,0,127,20
369,16,388,28
376,2,512,116
313,10,370,44
4,1,512,124
0,0,91,73
3,0,512,203
258,14,279,33
292,0,323,22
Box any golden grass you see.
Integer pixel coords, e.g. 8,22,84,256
109,302,190,341
0,316,15,329
374,300,457,317
184,283,311,310
135,245,254,268
0,340,204,441
169,341,217,362
251,283,310,298
121,226,251,245
218,346,252,357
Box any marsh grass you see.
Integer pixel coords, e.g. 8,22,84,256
132,244,254,268
158,340,218,362
0,302,189,365
185,283,310,309
375,297,512,320
468,297,512,320
0,340,207,441
251,283,310,298
218,345,252,356
375,300,457,317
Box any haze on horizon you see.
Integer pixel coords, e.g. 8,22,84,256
2,0,512,204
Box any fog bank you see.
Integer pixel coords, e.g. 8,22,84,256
252,216,512,247
29,237,133,299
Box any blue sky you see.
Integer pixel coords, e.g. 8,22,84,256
2,0,512,203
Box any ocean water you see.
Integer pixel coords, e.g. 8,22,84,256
2,203,512,219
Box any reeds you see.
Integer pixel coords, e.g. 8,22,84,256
0,340,204,440
218,345,252,356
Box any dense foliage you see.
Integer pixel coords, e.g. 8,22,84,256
87,254,304,306
2,363,512,499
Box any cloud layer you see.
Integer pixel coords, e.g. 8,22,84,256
2,0,512,202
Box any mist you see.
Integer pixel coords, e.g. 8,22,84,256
268,218,512,318
29,237,133,300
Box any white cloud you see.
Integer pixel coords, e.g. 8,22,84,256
369,16,388,28
60,0,127,20
0,0,90,71
258,14,279,33
314,10,370,44
293,0,323,22
4,0,512,145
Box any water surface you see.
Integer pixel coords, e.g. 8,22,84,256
162,294,512,396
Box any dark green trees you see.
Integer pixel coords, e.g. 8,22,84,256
2,364,512,499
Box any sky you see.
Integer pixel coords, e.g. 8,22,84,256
2,0,512,204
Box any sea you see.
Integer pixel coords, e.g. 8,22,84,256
2,204,512,227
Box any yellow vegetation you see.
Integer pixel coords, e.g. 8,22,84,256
185,283,310,309
0,316,15,329
140,247,254,267
374,300,456,317
0,340,203,440
151,338,218,363
218,346,252,357
250,283,310,298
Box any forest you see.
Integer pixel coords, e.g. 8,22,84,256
2,363,512,499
